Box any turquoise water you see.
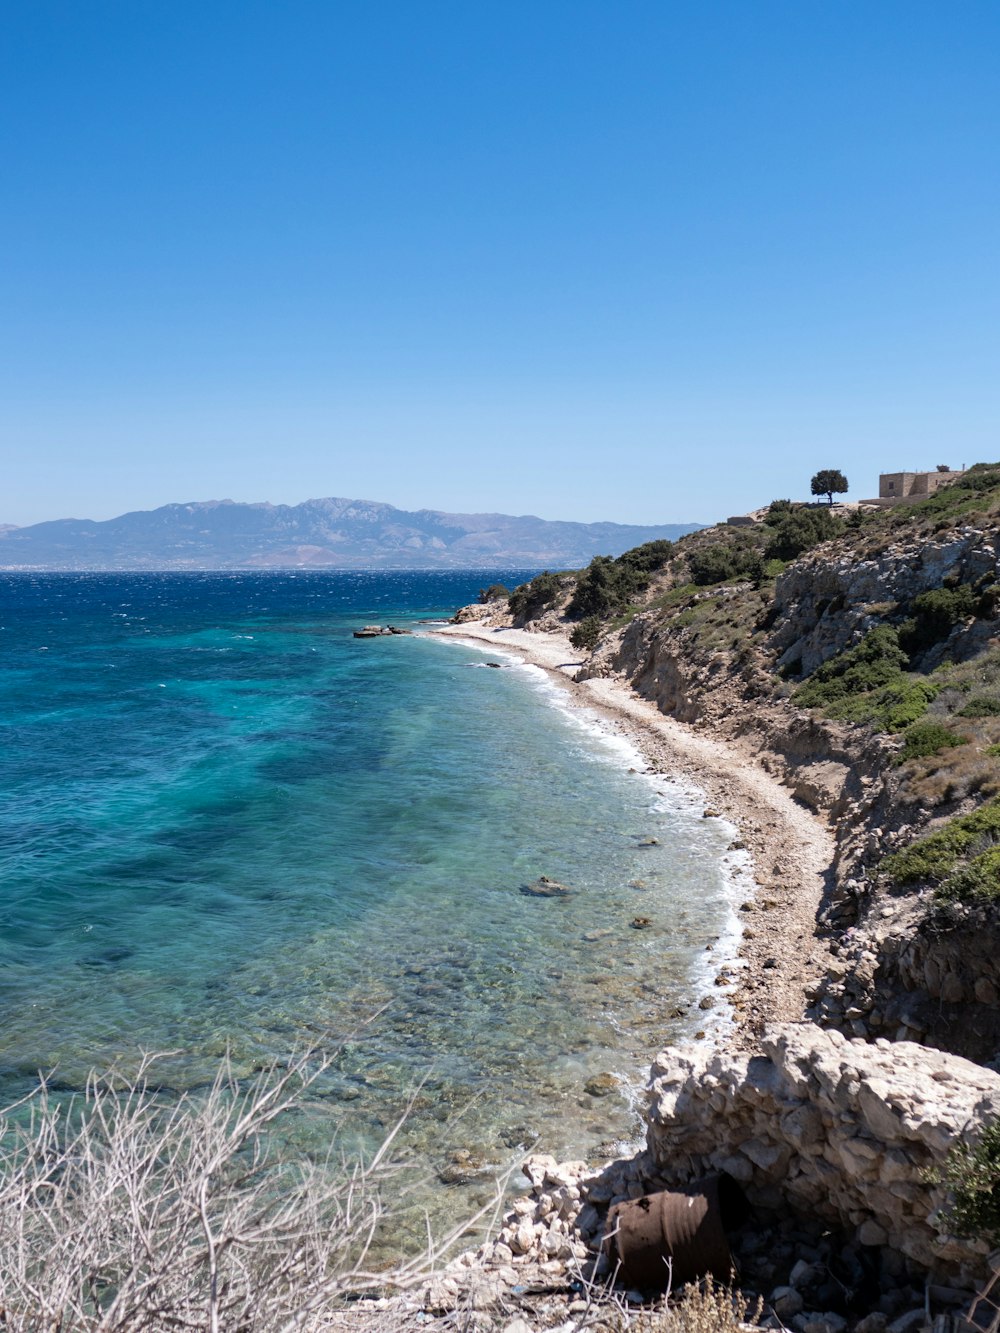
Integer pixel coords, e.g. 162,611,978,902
0,571,744,1224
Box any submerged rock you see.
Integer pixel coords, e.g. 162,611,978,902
521,875,575,898
583,1072,618,1097
437,1148,493,1185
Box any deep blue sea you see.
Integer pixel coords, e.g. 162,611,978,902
0,571,745,1225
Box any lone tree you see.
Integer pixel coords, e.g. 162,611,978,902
810,468,849,505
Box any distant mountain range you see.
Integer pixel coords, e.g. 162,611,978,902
0,498,704,571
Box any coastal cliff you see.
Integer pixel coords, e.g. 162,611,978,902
436,467,1000,1320
488,470,1000,1071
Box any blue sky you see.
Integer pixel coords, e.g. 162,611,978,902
2,2,998,527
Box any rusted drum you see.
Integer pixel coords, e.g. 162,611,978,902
604,1173,749,1290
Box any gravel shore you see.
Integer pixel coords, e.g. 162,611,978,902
429,620,835,1041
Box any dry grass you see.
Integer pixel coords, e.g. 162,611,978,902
559,1277,763,1332
308,1276,766,1331
900,719,1000,808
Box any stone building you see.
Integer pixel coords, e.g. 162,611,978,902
863,467,965,507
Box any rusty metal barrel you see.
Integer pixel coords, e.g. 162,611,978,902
603,1173,750,1290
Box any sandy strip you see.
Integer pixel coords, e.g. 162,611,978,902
430,621,834,1042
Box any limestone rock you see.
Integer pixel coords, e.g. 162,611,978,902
646,1022,1000,1283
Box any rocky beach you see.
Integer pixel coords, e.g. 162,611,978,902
431,617,835,1044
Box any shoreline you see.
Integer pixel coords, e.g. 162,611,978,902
429,619,835,1041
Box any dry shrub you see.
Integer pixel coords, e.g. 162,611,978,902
570,1277,762,1332
0,1049,499,1332
901,729,1000,807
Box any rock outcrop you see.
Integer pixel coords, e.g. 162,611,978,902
812,898,1000,1064
647,1023,1000,1283
770,528,999,676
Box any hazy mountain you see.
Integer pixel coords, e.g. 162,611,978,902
0,498,704,571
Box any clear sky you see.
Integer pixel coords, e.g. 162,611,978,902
2,2,998,528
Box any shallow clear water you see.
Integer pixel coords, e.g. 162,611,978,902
0,571,747,1229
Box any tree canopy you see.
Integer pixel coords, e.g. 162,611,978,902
810,469,849,505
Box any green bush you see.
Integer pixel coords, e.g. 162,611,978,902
958,696,1000,718
765,506,841,560
896,720,968,764
956,464,1000,489
926,1118,1000,1245
508,571,565,620
687,540,762,587
688,544,741,586
795,627,909,708
616,539,675,577
478,583,510,603
898,586,977,656
566,556,623,618
569,615,602,651
937,847,1000,903
566,541,674,620
900,466,1000,524
876,678,940,730
825,676,939,730
795,627,949,732
882,796,1000,885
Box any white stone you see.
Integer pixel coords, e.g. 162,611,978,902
789,1259,816,1287
421,1276,460,1310
509,1223,536,1255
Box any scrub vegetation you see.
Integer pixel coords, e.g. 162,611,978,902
927,1118,1000,1247
882,797,1000,902
502,463,1000,905
506,495,852,646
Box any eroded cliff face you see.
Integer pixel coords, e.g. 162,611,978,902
770,525,1000,675
812,897,1000,1062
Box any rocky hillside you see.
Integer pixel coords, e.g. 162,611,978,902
489,466,1000,1071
